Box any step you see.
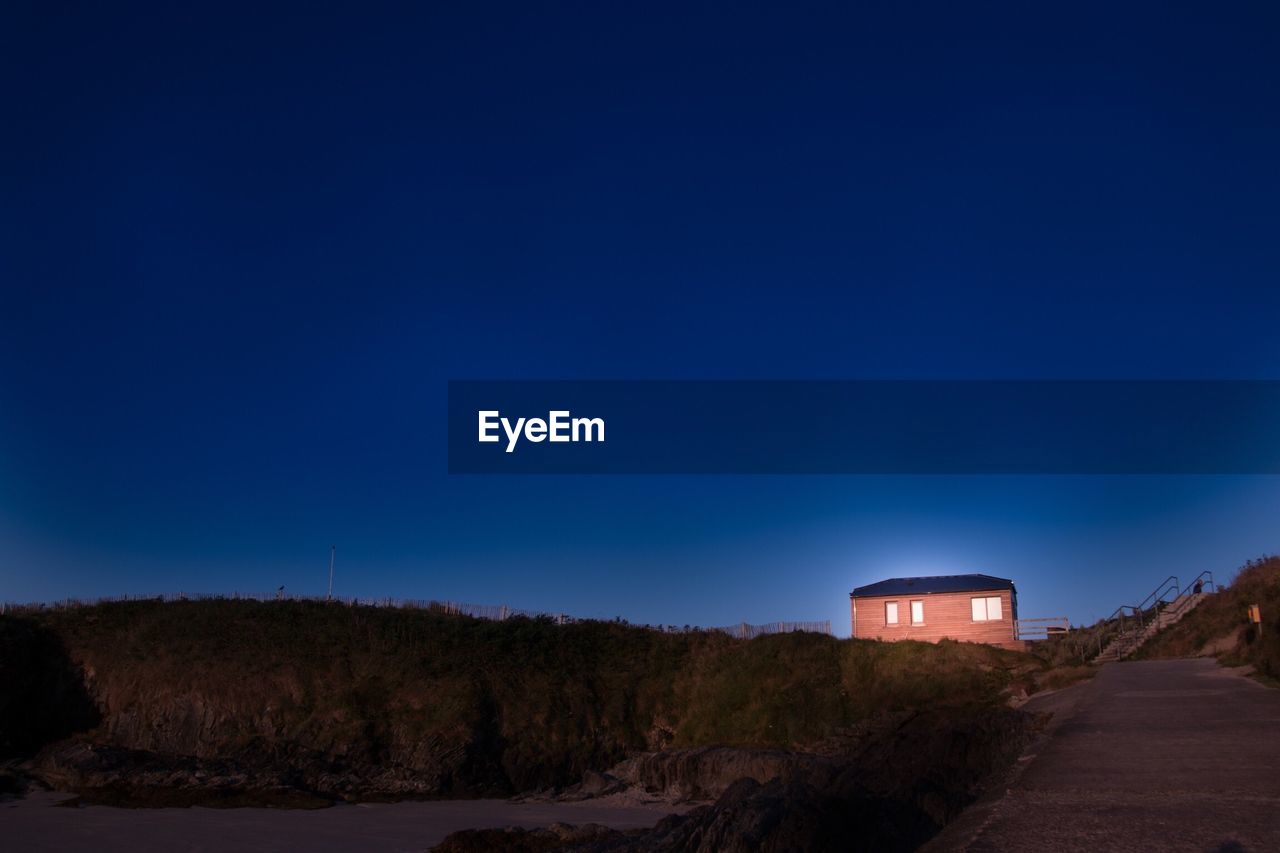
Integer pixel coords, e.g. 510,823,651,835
1093,589,1211,664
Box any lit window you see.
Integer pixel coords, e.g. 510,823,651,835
910,600,924,624
971,596,1003,621
885,601,899,624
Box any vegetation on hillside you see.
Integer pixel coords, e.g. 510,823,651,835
1,598,1057,799
1135,556,1280,681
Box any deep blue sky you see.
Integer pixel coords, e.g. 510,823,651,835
3,2,1280,632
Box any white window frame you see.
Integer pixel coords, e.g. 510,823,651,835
971,596,1004,622
885,600,899,625
910,599,924,625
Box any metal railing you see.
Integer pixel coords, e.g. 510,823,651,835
1184,570,1216,595
1096,575,1179,653
1133,575,1182,629
1095,604,1141,658
1093,571,1219,661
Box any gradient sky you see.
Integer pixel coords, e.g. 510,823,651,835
4,3,1280,633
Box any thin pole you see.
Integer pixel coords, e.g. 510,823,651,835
327,545,336,601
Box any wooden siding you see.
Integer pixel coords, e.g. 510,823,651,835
850,588,1020,650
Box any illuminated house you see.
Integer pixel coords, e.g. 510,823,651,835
849,574,1021,650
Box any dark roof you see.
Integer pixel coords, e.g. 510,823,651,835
850,574,1015,598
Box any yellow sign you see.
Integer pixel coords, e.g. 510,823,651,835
1248,604,1262,624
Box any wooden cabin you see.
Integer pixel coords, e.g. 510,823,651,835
849,574,1021,650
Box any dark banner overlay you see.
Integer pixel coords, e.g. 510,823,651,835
448,381,1280,474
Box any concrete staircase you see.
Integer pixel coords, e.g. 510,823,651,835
1095,591,1206,663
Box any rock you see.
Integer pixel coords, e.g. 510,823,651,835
440,708,1039,853
0,617,99,760
433,822,629,852
576,770,627,798
0,766,30,800
608,747,830,802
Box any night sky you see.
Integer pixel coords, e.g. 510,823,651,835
4,2,1280,632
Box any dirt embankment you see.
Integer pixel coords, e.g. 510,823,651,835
0,617,100,757
438,708,1041,852
4,597,1047,817
1135,556,1280,680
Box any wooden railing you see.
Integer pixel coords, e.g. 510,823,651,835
1015,616,1070,641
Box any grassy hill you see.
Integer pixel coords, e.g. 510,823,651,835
1134,556,1280,681
2,598,1051,801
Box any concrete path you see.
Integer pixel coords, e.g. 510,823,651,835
928,659,1280,853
